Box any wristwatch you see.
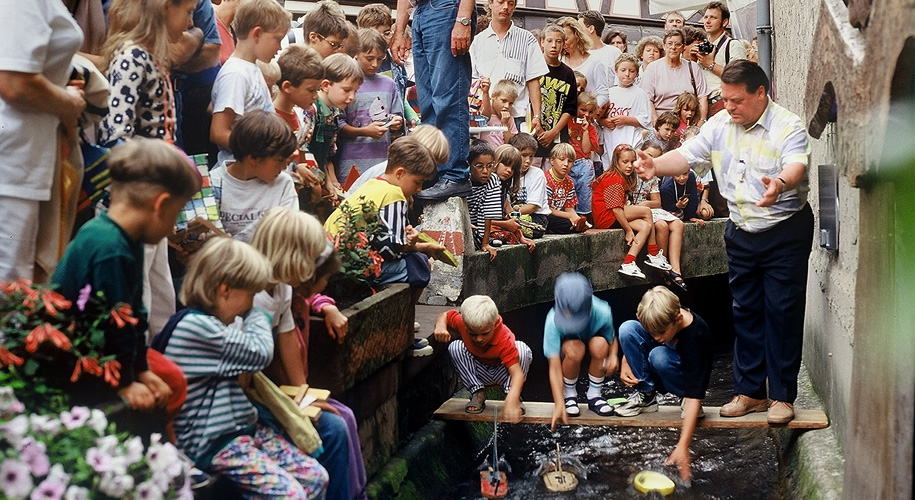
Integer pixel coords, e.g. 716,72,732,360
456,17,471,26
705,62,716,71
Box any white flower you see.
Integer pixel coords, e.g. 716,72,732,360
29,475,66,500
123,435,144,467
59,407,90,430
27,415,60,436
94,435,119,455
134,480,163,500
145,440,181,478
0,387,24,416
85,447,113,474
45,464,70,486
0,458,33,500
62,486,89,500
17,437,49,477
0,415,29,448
86,409,106,435
96,471,134,498
174,477,194,500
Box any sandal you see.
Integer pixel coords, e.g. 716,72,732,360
588,397,615,417
564,396,580,417
465,390,486,414
520,399,526,416
666,270,688,291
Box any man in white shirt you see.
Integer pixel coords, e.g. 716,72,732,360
695,1,746,115
470,0,548,133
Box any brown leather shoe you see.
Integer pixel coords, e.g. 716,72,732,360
767,400,795,424
719,395,768,417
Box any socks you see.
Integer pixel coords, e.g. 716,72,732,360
623,254,636,264
563,377,577,399
587,374,604,400
647,244,659,256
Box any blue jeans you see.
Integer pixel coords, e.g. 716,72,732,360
315,410,351,500
412,0,471,182
618,320,684,396
569,158,594,214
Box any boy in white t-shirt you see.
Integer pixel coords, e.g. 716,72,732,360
508,133,550,237
210,111,299,242
598,53,651,169
210,0,291,164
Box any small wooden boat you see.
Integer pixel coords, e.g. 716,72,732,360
480,408,508,498
542,442,578,492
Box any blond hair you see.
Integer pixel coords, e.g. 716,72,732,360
102,0,184,68
578,91,597,109
636,286,681,335
234,0,292,39
556,17,592,55
108,138,200,208
491,79,519,101
410,125,450,165
180,238,272,312
250,207,328,286
460,295,499,331
550,142,576,161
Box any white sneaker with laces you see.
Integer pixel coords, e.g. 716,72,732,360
618,262,646,279
645,249,672,270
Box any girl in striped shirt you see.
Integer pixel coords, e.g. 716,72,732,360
167,237,328,498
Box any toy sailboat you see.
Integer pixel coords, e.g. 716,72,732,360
480,408,508,498
542,442,579,492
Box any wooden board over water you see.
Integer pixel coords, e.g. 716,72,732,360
434,398,829,429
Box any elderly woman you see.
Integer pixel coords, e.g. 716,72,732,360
0,0,85,281
635,35,664,85
639,28,708,124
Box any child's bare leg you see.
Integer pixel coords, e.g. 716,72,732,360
654,219,670,254
587,336,609,379
561,340,586,381
627,219,651,256
667,218,684,273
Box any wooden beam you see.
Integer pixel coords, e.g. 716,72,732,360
434,398,829,430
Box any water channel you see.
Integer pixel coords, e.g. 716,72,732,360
437,276,784,499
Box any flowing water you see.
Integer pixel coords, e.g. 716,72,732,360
439,277,783,499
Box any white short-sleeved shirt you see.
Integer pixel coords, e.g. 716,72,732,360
519,166,551,216
601,84,652,165
254,283,295,335
209,164,298,242
470,23,549,118
211,57,275,164
0,0,83,201
639,58,709,113
584,44,622,106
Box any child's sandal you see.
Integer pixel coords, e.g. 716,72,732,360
564,396,580,417
666,270,688,291
465,390,486,414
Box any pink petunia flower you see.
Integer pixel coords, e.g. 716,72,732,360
17,438,49,477
0,458,33,500
29,476,67,500
59,407,90,430
76,285,91,312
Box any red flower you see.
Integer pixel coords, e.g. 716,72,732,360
3,278,33,295
70,356,103,382
40,289,71,316
103,360,121,387
0,346,23,367
24,323,71,353
110,303,139,329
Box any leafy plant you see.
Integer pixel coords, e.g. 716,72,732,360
0,279,133,413
0,387,191,500
329,197,384,286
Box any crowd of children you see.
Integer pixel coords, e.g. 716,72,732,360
19,0,754,494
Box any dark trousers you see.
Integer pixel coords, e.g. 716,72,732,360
724,204,813,403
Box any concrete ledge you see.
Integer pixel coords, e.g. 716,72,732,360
771,364,845,499
308,284,413,395
462,219,728,312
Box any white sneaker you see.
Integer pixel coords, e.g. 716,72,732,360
414,321,421,332
618,262,646,279
409,340,433,357
644,250,672,271
415,337,430,347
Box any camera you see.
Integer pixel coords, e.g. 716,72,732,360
697,40,715,55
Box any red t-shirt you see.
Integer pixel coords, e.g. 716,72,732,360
446,310,520,368
591,170,627,229
275,108,303,164
568,120,599,160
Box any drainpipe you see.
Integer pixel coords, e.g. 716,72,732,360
756,0,773,86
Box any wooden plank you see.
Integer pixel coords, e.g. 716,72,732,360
433,398,829,429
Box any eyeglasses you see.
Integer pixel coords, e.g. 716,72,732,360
664,41,683,48
471,162,496,170
315,33,345,51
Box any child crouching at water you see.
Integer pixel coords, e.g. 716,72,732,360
433,295,532,422
166,237,328,498
617,286,714,481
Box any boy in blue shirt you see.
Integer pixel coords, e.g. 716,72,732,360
544,273,619,429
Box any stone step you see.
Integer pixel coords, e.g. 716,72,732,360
434,398,829,429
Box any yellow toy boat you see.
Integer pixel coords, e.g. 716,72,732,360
633,470,675,496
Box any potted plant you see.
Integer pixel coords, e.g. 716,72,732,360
325,197,384,309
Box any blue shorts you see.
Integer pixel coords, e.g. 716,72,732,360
569,158,594,214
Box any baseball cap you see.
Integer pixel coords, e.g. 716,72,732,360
553,272,593,334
